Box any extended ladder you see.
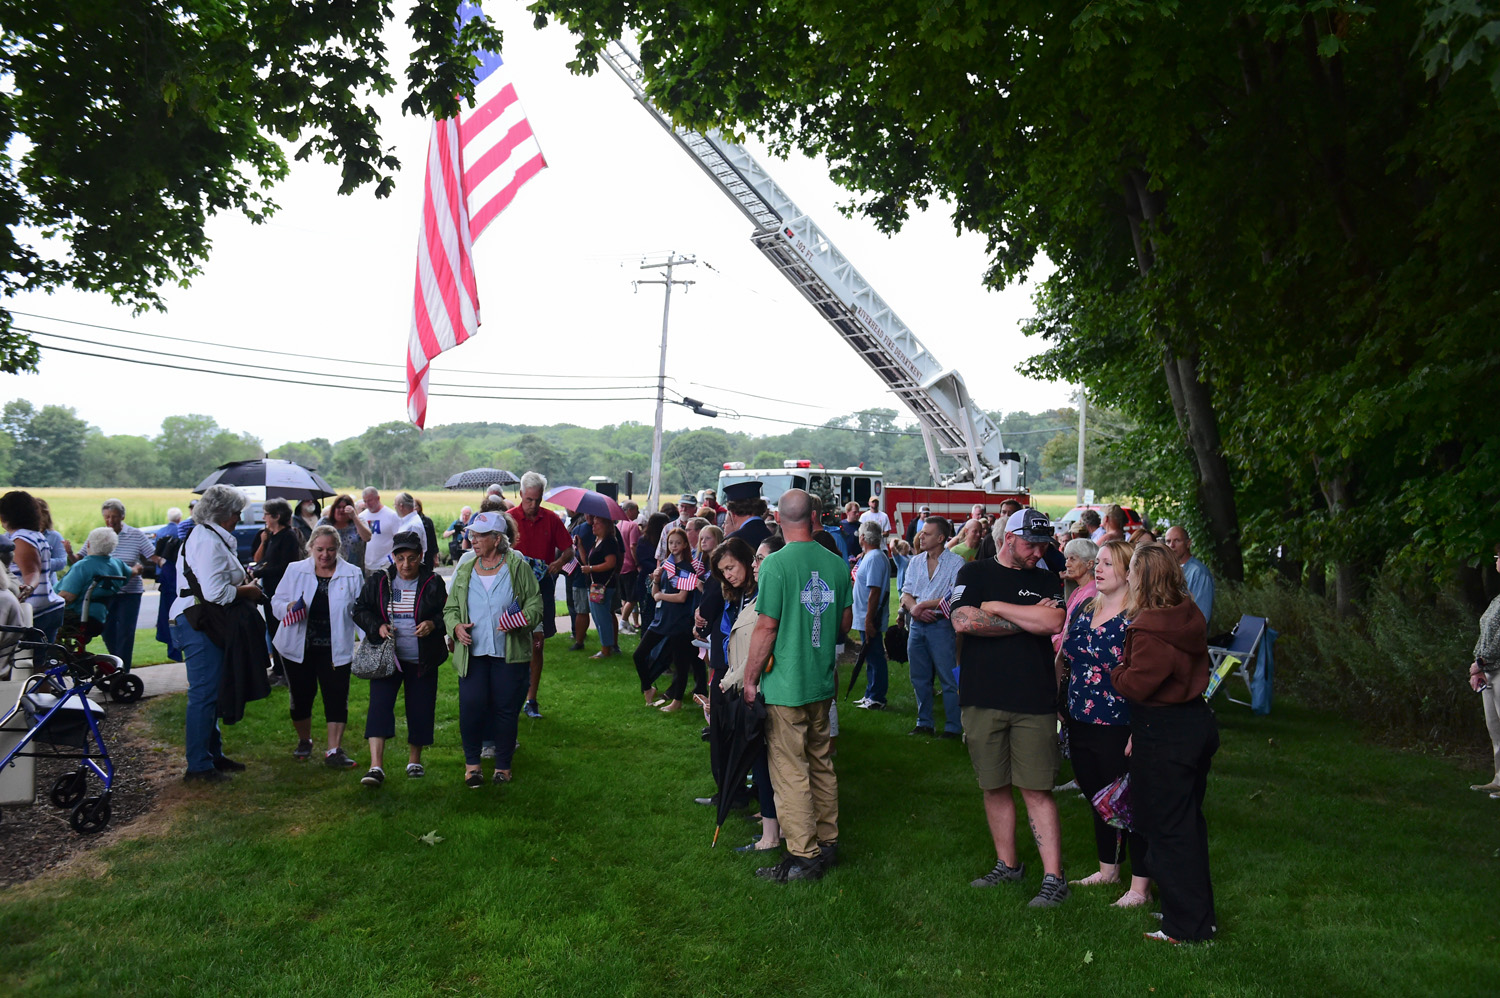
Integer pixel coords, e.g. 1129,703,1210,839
599,40,1021,491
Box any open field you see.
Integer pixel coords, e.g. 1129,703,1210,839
0,633,1495,997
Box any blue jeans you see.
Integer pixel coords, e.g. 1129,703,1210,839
458,656,529,767
102,592,143,669
587,585,617,648
908,619,960,733
172,615,225,772
856,628,888,704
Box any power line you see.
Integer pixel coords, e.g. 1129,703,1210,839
27,338,670,403
9,309,663,382
24,328,669,395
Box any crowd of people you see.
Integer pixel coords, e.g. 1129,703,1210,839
2,478,1239,945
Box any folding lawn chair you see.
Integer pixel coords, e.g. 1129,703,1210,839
1205,614,1267,707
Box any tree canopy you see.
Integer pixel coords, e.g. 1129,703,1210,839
531,0,1500,609
0,1,503,373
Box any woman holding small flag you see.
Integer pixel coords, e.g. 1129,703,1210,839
271,525,365,768
351,531,449,787
580,513,622,659
632,527,703,713
444,512,544,788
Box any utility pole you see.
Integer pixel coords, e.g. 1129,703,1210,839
1075,388,1088,504
635,253,696,514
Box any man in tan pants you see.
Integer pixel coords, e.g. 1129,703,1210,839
743,489,853,883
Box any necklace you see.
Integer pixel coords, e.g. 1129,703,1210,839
478,556,504,571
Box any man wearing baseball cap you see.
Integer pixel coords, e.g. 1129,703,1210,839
951,507,1068,907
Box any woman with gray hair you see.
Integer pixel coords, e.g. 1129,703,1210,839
1054,537,1099,655
444,511,544,788
57,527,130,639
168,484,268,783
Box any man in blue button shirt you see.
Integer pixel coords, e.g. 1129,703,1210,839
1165,526,1214,624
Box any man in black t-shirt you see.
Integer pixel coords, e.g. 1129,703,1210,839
952,508,1069,908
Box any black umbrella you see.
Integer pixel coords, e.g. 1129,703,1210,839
844,638,871,698
443,467,520,490
193,459,336,501
712,691,767,846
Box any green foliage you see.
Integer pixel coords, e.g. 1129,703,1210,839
1217,574,1485,748
0,1,505,371
1,400,89,486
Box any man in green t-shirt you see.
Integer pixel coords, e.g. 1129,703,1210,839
744,489,853,883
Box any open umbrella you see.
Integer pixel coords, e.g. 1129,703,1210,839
193,459,335,501
542,485,627,520
711,691,767,846
443,468,520,491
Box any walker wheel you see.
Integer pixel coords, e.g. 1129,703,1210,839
69,794,111,835
50,770,88,808
109,674,145,703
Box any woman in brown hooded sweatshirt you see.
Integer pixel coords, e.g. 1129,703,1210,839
1112,543,1219,944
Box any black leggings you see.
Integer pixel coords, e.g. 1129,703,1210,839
286,646,349,724
1068,719,1149,872
633,630,700,699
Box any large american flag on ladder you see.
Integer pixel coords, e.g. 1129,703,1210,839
406,2,547,427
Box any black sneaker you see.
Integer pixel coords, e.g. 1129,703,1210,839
970,857,1025,887
1029,872,1072,908
818,841,839,868
183,768,232,784
324,748,356,769
908,725,936,736
213,756,247,772
293,739,313,761
755,854,825,883
524,700,543,719
939,731,962,741
361,768,385,788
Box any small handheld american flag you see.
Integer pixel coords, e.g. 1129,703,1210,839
691,555,706,578
281,597,308,627
675,570,701,592
497,600,529,632
561,555,579,575
938,592,954,619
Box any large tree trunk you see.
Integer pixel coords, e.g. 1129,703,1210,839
1160,346,1245,582
1315,466,1366,617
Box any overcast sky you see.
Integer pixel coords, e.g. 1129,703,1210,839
3,5,1070,451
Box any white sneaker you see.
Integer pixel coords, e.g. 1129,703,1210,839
853,697,871,708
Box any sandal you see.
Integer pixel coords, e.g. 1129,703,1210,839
464,770,484,789
1113,890,1151,908
406,763,425,778
660,699,681,713
643,688,659,705
493,769,513,784
1070,870,1122,886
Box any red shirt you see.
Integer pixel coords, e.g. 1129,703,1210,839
511,506,572,563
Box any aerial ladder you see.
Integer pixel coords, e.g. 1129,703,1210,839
598,41,1023,493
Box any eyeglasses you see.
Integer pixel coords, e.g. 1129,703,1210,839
753,554,766,563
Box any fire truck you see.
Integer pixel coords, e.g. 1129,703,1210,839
718,460,884,518
603,44,1032,537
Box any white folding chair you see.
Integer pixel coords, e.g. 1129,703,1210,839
1206,614,1267,707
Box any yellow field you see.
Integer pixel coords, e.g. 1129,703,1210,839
8,486,614,546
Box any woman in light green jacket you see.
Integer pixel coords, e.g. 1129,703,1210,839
443,512,543,788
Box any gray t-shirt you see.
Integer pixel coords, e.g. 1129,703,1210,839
390,575,421,664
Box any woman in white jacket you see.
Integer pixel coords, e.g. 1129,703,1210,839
272,525,365,768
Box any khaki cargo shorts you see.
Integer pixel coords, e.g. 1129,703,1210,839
961,706,1059,791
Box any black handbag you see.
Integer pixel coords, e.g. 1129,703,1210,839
181,531,258,648
884,609,910,664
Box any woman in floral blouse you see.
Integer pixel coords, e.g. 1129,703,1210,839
1062,539,1152,908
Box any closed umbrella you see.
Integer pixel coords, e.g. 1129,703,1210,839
443,468,520,490
711,692,767,846
193,459,335,501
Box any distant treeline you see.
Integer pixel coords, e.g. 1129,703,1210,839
1,400,1120,496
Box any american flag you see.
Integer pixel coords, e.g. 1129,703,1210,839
497,600,529,632
674,569,701,593
938,591,954,618
560,555,579,575
405,2,547,427
281,597,308,627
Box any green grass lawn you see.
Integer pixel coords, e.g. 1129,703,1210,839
4,633,1498,997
